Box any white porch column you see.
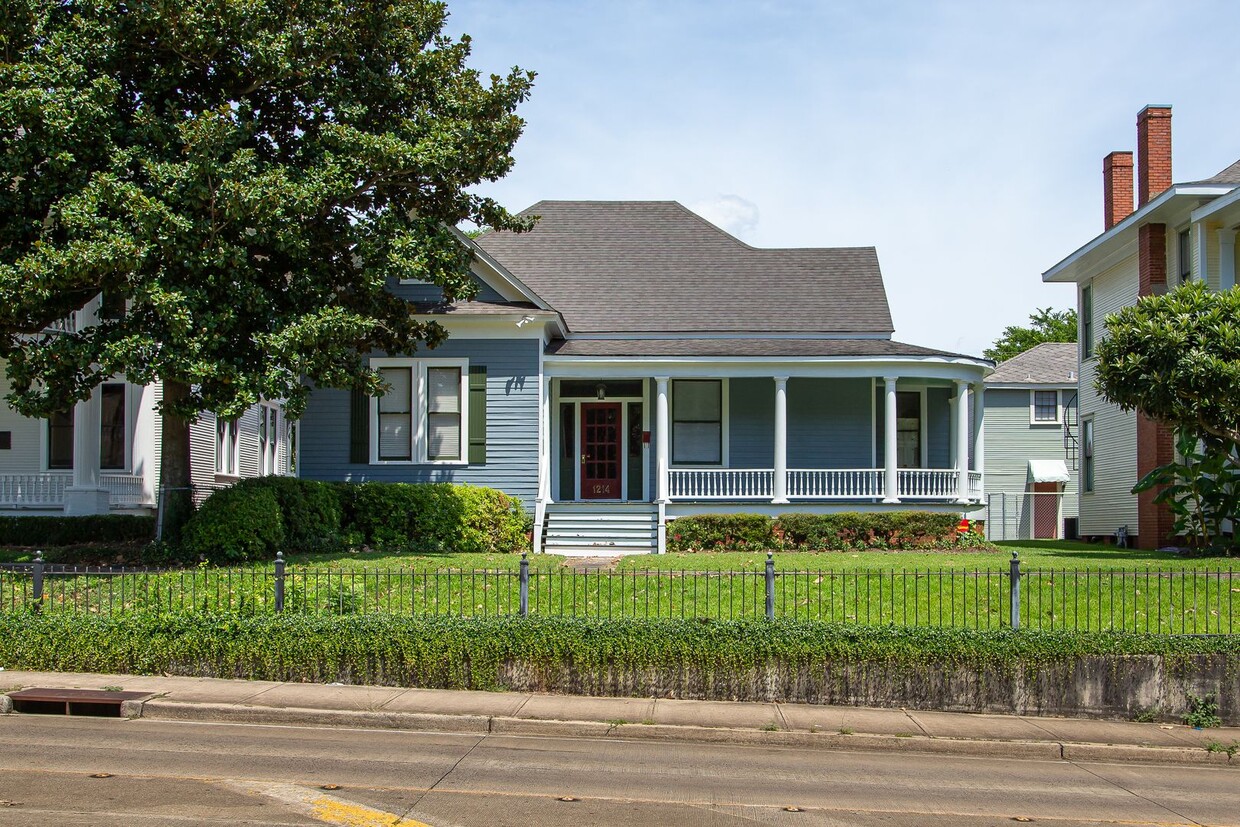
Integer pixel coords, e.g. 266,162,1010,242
65,295,110,516
1219,229,1237,291
882,377,900,503
655,376,670,555
532,375,552,554
655,377,670,503
971,381,985,501
954,380,970,503
772,376,789,504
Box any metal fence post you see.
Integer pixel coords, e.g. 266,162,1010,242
31,550,44,613
274,552,285,613
765,552,775,619
1009,551,1021,630
519,553,529,617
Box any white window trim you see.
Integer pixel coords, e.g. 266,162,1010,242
215,414,240,479
368,357,469,466
1029,389,1062,426
1081,416,1095,495
669,377,730,469
259,402,281,476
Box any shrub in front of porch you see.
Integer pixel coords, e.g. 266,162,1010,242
666,514,776,552
667,511,981,552
342,482,529,554
778,512,968,550
0,514,156,547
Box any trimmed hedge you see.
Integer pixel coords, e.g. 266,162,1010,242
0,514,156,547
177,478,529,562
667,511,979,552
2,613,1237,698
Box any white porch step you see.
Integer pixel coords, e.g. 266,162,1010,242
541,503,658,556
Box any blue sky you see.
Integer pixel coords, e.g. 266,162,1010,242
447,1,1240,356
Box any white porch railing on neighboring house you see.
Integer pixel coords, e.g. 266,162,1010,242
669,468,773,499
786,469,884,499
101,473,153,508
0,472,152,509
896,469,960,499
0,473,70,507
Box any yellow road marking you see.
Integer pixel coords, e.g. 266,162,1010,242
224,780,432,827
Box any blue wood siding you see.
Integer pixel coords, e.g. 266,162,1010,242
385,273,505,304
298,338,540,506
728,378,872,469
927,387,951,468
728,378,773,468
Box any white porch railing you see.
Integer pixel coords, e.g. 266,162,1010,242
0,472,152,509
667,468,981,502
968,471,983,500
896,469,960,499
669,468,773,499
786,469,884,499
0,473,70,507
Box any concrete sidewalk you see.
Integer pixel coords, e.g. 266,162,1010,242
3,669,1239,766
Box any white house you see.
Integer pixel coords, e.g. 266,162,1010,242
1043,105,1240,548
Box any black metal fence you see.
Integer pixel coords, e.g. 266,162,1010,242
1,552,1236,634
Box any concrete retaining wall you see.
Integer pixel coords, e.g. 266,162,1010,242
495,655,1239,724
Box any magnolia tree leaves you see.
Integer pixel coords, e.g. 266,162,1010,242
0,0,535,421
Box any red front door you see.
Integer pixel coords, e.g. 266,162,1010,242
581,403,622,499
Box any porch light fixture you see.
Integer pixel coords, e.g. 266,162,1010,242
595,382,607,400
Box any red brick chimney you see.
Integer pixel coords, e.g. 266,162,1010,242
1103,151,1134,230
1137,105,1172,206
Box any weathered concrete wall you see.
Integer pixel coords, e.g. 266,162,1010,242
495,655,1239,724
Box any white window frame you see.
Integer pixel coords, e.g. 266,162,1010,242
1029,389,1062,425
1081,417,1095,494
669,378,730,468
99,381,129,471
215,414,240,478
259,403,280,476
368,357,469,466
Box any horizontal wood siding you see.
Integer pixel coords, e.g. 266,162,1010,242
1078,254,1139,536
982,388,1080,539
728,378,772,468
927,387,951,468
0,363,44,472
298,338,540,505
789,378,872,467
384,272,505,304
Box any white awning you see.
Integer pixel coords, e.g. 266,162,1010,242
1028,459,1070,484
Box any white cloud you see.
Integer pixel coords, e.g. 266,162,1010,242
689,195,760,240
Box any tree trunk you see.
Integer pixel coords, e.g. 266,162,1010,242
159,379,195,544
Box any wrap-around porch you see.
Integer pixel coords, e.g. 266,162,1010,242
533,366,988,554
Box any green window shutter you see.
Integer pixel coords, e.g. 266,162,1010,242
468,365,487,464
349,387,369,464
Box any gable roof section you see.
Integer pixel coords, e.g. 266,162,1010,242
985,342,1077,385
547,338,975,359
474,201,893,335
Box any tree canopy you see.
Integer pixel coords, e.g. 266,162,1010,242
983,307,1077,362
0,0,534,421
1095,281,1240,447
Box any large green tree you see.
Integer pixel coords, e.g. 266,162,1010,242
0,0,533,531
1095,281,1240,550
983,307,1077,362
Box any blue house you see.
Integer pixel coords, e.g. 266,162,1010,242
298,202,992,554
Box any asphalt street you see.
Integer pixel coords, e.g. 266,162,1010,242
1,714,1237,826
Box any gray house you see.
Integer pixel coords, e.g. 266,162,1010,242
981,343,1079,540
299,202,992,554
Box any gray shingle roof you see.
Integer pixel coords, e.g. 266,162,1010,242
548,338,974,359
985,342,1078,385
475,201,893,335
1185,158,1240,186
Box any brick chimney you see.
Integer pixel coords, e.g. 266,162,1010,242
1137,105,1172,206
1103,151,1134,230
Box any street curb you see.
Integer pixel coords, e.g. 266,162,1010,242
125,699,1237,766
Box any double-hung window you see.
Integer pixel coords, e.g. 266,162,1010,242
1081,284,1093,359
259,404,280,475
371,358,467,464
216,416,239,476
1031,390,1060,424
100,383,126,470
1178,228,1192,284
48,409,74,469
672,379,723,465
